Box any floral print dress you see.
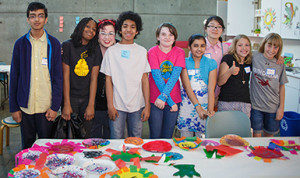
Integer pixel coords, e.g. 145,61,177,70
177,69,208,134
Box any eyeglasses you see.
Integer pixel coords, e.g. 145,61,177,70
207,25,223,30
100,32,115,37
28,14,45,19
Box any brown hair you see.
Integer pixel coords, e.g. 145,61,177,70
228,34,252,64
258,33,283,59
156,23,178,47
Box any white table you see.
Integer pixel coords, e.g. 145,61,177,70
0,65,10,109
33,137,300,178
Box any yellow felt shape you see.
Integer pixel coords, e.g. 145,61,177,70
74,58,89,76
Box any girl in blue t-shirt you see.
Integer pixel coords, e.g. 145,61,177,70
178,34,217,138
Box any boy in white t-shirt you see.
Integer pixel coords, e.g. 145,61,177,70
100,11,151,139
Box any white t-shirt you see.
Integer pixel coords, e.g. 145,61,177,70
100,43,151,112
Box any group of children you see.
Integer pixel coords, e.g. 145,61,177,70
10,2,288,149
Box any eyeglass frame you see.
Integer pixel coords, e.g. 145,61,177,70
28,14,46,20
207,25,223,30
99,31,116,37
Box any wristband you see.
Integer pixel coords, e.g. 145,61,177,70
194,103,200,108
161,93,168,100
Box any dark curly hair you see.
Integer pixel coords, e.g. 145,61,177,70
70,17,99,55
27,2,48,18
116,11,143,39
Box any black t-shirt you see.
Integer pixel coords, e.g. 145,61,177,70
62,40,101,98
95,48,107,111
218,54,251,103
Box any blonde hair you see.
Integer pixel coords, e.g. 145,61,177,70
258,33,283,59
228,34,252,64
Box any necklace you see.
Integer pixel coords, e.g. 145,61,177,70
239,63,246,84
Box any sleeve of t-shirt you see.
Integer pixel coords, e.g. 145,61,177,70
279,65,289,85
62,41,70,66
220,54,234,68
209,58,218,72
142,50,151,73
174,47,186,68
100,48,111,76
93,45,101,66
148,47,161,70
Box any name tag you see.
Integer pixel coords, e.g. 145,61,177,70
266,68,276,75
244,66,251,73
188,69,196,76
204,53,211,59
42,57,48,65
121,50,130,59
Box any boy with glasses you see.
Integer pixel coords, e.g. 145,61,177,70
9,2,63,149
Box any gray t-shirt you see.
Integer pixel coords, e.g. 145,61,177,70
250,52,288,113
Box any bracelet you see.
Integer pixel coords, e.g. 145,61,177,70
161,93,168,100
194,103,200,108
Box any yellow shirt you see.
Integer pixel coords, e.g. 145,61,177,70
20,31,52,114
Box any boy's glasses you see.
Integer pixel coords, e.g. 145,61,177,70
100,32,115,37
28,14,45,19
207,25,223,30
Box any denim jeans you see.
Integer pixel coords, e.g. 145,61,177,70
90,110,110,139
109,108,143,139
250,108,279,135
148,103,179,139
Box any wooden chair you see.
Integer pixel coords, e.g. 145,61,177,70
0,116,20,155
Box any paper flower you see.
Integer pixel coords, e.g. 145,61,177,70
34,139,85,155
15,147,48,166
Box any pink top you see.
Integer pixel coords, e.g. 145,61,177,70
148,46,186,104
205,37,229,96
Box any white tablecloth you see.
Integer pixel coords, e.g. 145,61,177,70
33,137,300,178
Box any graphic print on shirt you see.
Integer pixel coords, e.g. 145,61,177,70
254,74,270,87
74,50,89,76
160,60,174,81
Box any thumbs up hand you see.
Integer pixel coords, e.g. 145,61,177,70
230,61,240,75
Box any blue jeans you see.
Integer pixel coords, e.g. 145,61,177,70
250,108,279,135
109,108,143,139
148,103,179,139
90,110,110,139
